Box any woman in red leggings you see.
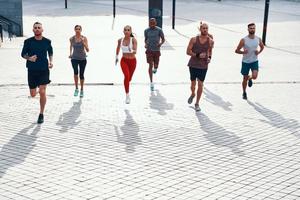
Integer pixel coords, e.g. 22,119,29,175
115,25,137,104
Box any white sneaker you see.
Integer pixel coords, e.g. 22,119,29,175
125,94,130,104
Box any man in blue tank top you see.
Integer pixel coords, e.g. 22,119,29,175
235,23,264,100
21,22,53,124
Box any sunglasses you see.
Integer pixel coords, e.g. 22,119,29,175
124,29,130,31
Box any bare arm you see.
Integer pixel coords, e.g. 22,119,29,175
116,39,121,56
255,38,264,55
69,38,73,58
186,37,196,57
235,39,247,54
132,38,137,54
83,36,89,52
158,31,165,47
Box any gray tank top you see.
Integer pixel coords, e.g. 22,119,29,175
242,36,259,63
71,36,87,60
188,36,210,69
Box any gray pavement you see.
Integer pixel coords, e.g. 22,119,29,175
0,0,300,199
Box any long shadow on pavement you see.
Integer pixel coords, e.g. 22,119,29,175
0,124,40,178
196,112,245,156
247,101,300,139
115,110,142,153
204,88,233,111
56,99,82,133
149,90,174,115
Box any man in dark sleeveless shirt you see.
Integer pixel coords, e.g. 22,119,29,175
186,22,214,112
21,22,53,124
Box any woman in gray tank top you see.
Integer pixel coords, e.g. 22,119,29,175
69,25,89,98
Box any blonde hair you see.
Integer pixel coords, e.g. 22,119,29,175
124,25,134,37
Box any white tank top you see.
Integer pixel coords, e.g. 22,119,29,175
121,37,133,53
242,36,260,63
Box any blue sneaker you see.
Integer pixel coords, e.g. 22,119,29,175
74,89,79,96
150,83,154,91
80,90,84,98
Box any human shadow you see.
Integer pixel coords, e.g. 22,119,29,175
196,112,245,156
0,124,40,178
248,101,300,139
149,90,174,115
56,99,82,133
114,110,141,153
204,88,233,111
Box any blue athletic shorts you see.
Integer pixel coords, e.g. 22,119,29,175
241,61,259,76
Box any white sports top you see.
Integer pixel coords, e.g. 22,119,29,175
242,36,260,63
121,37,133,53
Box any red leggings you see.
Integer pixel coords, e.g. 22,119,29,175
120,57,136,93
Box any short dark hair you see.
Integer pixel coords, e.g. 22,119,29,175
33,22,42,26
248,23,255,28
74,25,82,30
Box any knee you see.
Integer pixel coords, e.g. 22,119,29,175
252,74,258,80
39,89,46,97
30,92,37,98
80,74,84,80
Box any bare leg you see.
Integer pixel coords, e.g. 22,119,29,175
74,75,79,89
148,64,153,83
190,80,196,97
195,80,203,105
80,79,84,91
250,70,258,81
30,88,38,98
242,75,249,93
38,85,47,114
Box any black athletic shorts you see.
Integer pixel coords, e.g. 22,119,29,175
189,67,208,82
28,69,51,89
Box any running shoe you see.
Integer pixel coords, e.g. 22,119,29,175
37,114,44,124
188,95,195,104
243,92,247,100
125,94,131,104
248,79,253,87
74,89,79,97
150,83,154,91
80,90,84,98
195,104,201,112
153,67,157,74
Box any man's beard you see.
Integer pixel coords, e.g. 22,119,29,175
249,31,255,35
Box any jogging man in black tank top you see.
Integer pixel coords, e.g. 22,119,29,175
186,22,214,112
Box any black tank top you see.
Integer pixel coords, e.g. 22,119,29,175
188,36,210,69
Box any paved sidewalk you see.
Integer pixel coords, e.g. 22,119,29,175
0,83,299,199
0,0,300,199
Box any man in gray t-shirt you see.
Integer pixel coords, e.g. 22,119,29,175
144,18,165,91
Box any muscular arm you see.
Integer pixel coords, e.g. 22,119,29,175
256,38,264,55
158,30,165,47
48,41,53,68
186,37,196,57
235,39,246,54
